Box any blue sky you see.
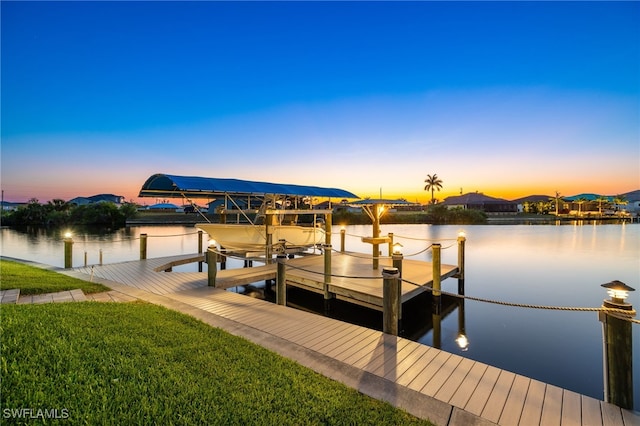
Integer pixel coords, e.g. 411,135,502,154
2,1,639,203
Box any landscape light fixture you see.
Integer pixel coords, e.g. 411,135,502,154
392,242,403,255
458,230,466,239
601,280,635,310
64,231,73,239
208,239,217,247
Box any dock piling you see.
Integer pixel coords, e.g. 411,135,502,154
323,244,333,312
198,230,203,272
382,267,400,336
276,254,287,306
432,243,442,312
392,252,403,278
207,247,217,287
340,228,346,253
64,235,73,269
457,233,466,294
599,280,636,410
140,233,148,260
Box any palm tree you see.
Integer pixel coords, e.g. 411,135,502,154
553,191,562,216
424,174,443,205
613,194,628,216
595,196,610,216
574,197,588,216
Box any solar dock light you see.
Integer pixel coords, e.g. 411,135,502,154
140,233,148,260
64,232,73,269
392,242,403,278
599,280,635,410
457,230,466,294
601,280,635,311
207,239,217,287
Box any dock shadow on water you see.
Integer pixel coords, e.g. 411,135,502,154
230,281,459,347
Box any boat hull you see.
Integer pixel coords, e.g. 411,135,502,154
196,223,325,251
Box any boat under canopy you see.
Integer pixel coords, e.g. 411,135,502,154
138,173,359,199
138,173,359,253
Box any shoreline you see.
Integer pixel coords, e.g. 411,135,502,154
125,212,636,226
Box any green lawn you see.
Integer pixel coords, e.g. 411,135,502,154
0,261,433,425
0,259,110,295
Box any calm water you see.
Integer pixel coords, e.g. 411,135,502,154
1,223,639,406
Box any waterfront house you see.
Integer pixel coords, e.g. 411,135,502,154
442,192,517,214
68,194,125,206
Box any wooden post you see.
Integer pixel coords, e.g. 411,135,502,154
323,244,332,312
340,228,346,252
599,290,635,410
140,233,148,260
84,251,88,267
99,249,103,266
388,232,394,256
265,213,273,264
207,248,217,287
220,247,227,270
276,254,287,306
392,253,403,278
64,236,73,269
382,267,400,335
325,212,332,246
373,204,381,269
432,243,442,313
457,234,466,295
198,230,203,272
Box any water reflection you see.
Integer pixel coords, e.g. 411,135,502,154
1,223,638,407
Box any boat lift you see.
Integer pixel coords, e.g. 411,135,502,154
138,173,360,260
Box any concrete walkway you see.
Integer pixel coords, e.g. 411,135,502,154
0,288,138,305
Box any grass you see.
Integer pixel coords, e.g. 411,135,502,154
0,261,433,425
1,302,433,425
0,259,110,295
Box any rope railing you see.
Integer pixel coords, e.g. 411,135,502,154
265,257,638,324
59,228,639,324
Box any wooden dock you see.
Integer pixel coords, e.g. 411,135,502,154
70,254,640,426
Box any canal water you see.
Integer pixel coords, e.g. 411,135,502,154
2,223,638,407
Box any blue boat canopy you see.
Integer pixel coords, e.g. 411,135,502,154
138,173,359,199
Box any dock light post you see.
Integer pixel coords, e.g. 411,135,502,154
323,244,333,312
64,232,73,269
432,243,442,314
198,230,203,272
599,280,635,410
276,254,287,306
140,233,148,260
457,230,466,295
207,240,217,287
382,267,401,336
340,227,346,253
392,243,403,278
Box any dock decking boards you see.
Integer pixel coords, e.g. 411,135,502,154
68,254,638,426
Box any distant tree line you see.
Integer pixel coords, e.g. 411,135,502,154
1,199,139,228
333,204,487,225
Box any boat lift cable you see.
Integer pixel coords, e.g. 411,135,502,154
181,193,211,223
